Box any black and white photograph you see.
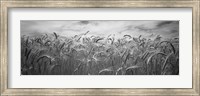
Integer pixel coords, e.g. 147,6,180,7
21,20,179,75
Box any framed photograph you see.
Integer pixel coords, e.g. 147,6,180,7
1,0,199,95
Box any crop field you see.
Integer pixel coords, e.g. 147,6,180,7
21,31,179,75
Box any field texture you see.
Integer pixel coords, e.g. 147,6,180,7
21,32,179,75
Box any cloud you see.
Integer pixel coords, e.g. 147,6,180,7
21,20,179,39
156,21,174,27
79,21,90,25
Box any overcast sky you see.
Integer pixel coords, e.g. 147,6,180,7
21,20,179,39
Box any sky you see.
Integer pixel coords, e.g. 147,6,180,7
21,20,179,39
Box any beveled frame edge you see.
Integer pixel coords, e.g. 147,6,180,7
0,0,199,96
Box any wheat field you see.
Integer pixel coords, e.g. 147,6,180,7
21,30,179,75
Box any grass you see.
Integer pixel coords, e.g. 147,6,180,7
21,32,179,75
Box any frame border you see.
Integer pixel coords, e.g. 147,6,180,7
0,0,199,95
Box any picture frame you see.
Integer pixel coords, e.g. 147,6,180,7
0,0,199,95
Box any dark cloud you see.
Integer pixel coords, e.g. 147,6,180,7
170,29,178,34
79,21,89,25
135,25,152,32
157,21,174,27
